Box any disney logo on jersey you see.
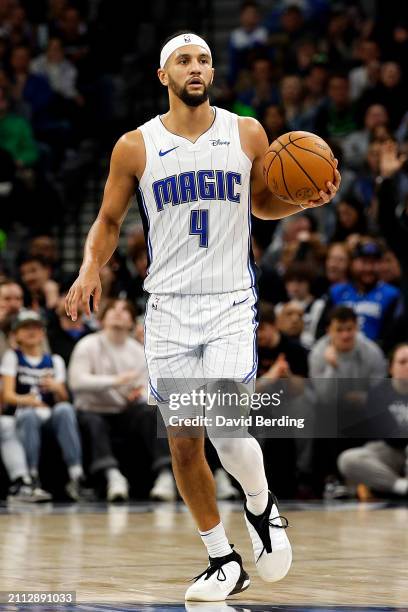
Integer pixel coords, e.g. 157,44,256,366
210,139,230,146
152,170,242,212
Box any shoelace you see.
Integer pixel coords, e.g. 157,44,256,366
191,548,237,583
256,514,289,562
192,562,227,583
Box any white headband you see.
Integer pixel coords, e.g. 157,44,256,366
160,33,212,69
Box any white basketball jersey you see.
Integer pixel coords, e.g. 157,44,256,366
138,107,256,294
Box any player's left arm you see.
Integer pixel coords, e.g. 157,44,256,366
238,117,341,220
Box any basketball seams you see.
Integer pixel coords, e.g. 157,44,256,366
264,151,277,177
279,145,320,193
274,135,316,153
288,134,335,172
276,152,293,201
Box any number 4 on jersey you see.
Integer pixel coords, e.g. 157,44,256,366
189,209,209,248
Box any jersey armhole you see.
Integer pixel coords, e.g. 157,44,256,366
235,115,254,167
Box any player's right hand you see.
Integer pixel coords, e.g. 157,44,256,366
65,264,102,321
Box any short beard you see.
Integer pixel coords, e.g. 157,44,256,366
168,75,210,107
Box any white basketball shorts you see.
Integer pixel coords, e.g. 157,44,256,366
144,287,258,409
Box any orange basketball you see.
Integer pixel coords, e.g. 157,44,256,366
263,131,336,205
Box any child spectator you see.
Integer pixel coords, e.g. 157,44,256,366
0,309,85,500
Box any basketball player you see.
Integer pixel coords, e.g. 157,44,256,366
66,32,340,601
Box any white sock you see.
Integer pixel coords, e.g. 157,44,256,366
199,521,233,558
106,467,123,483
392,478,408,496
246,485,269,516
68,464,84,482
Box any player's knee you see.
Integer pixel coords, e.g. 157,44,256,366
169,437,203,468
210,437,240,462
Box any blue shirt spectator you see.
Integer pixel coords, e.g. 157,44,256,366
329,242,402,342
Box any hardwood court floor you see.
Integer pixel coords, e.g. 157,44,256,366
0,501,407,606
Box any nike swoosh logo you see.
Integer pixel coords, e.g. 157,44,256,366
159,146,179,157
233,297,249,306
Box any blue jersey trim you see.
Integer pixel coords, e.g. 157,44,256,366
149,379,165,403
242,188,259,383
137,186,153,269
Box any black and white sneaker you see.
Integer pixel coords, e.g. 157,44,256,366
244,491,292,582
185,547,250,601
7,477,51,504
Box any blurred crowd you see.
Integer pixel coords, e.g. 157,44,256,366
0,0,408,505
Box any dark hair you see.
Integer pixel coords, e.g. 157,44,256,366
18,254,50,269
240,1,260,12
258,301,276,325
284,262,315,285
302,211,318,233
388,342,408,367
99,298,136,323
160,31,201,53
284,4,302,14
328,305,357,325
329,72,349,83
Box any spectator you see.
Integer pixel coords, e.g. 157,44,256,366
127,239,149,310
68,299,175,502
278,75,304,131
256,299,309,495
9,45,53,133
31,38,80,102
261,104,288,143
289,39,317,76
324,242,350,289
28,234,66,283
338,342,408,499
310,306,386,398
352,140,383,209
276,300,305,346
18,254,59,314
282,262,325,348
378,248,401,288
0,309,85,500
0,279,23,358
251,234,287,305
330,197,367,242
0,414,51,502
376,141,408,297
358,61,407,129
228,1,268,85
303,63,329,112
268,5,306,66
0,85,38,167
238,57,279,118
349,39,380,101
315,74,357,142
309,305,387,495
98,250,134,315
323,10,354,67
47,295,92,366
266,213,326,276
53,7,89,71
5,5,36,49
257,301,308,386
343,104,389,170
326,240,402,343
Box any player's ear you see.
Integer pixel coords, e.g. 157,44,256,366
157,68,168,86
210,68,215,85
